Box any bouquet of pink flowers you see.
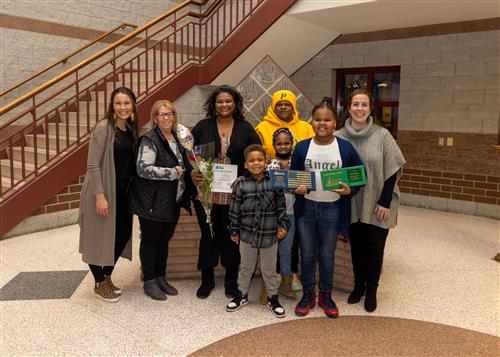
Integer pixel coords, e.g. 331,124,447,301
177,124,215,237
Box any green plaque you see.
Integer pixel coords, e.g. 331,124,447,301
320,165,366,190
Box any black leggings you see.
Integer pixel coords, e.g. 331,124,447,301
89,189,132,283
139,217,178,282
349,222,389,289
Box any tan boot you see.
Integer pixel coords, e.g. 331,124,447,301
279,275,297,299
259,278,268,305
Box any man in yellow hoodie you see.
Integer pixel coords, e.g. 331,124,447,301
255,89,314,302
255,89,314,158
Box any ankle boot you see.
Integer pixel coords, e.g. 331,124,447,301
347,282,366,304
144,279,166,301
224,267,239,298
364,287,377,312
278,275,297,299
259,278,268,305
196,268,215,299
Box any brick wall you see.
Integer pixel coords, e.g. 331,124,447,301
398,130,499,205
32,175,84,216
400,168,499,205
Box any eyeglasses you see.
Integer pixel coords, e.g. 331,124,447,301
156,112,174,118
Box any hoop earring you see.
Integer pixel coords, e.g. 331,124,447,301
113,113,117,120
130,113,135,122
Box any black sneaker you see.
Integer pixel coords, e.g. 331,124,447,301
226,293,248,312
267,294,285,318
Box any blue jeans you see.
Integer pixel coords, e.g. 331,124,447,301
296,199,340,292
278,214,295,276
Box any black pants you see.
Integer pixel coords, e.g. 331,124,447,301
89,188,132,283
349,222,389,289
194,200,240,271
138,216,178,282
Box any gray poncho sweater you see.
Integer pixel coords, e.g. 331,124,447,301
336,117,406,229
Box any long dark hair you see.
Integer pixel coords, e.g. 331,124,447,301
203,85,246,121
338,88,379,128
105,86,139,143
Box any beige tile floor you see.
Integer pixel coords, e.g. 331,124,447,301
1,206,499,356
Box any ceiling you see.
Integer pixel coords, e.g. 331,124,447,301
287,0,500,34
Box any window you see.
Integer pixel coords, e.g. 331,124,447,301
335,66,400,138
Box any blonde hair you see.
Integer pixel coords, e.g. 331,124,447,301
150,100,178,131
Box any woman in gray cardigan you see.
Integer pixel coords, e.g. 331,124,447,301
79,87,138,303
336,88,406,312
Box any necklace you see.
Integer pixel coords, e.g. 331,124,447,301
217,117,233,139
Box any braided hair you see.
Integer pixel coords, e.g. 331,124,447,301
272,127,295,145
312,96,336,117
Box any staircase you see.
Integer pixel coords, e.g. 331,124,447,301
0,0,297,237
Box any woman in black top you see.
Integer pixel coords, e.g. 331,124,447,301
80,86,138,303
191,85,261,299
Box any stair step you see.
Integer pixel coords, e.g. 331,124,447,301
58,112,100,126
9,146,57,165
78,101,106,115
1,159,35,179
118,70,162,82
25,134,78,150
1,176,19,193
47,122,95,137
90,91,107,103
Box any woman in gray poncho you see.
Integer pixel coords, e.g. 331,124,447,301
336,89,406,312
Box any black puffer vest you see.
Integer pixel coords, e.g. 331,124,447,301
128,127,192,222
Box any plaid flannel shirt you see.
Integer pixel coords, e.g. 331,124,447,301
229,172,289,248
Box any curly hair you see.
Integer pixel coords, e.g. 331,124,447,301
203,85,246,121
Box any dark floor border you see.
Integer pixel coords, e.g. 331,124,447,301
190,315,499,357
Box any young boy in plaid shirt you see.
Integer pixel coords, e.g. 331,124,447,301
226,144,289,317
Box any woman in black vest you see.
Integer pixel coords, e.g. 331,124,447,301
128,100,194,301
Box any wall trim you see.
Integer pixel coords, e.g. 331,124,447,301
0,13,129,43
334,17,500,44
400,193,500,220
3,208,78,239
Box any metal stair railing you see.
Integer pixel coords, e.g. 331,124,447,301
0,0,266,197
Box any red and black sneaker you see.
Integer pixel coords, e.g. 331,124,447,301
318,290,339,318
294,290,316,317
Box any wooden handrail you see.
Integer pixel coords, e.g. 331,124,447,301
0,23,137,98
0,0,204,116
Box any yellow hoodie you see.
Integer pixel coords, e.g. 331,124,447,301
255,90,314,158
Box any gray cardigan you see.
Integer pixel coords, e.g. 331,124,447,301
78,119,133,266
336,118,406,229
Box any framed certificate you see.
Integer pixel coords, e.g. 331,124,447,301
212,164,238,193
269,169,316,190
320,165,366,190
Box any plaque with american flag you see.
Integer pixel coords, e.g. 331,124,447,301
269,169,316,190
